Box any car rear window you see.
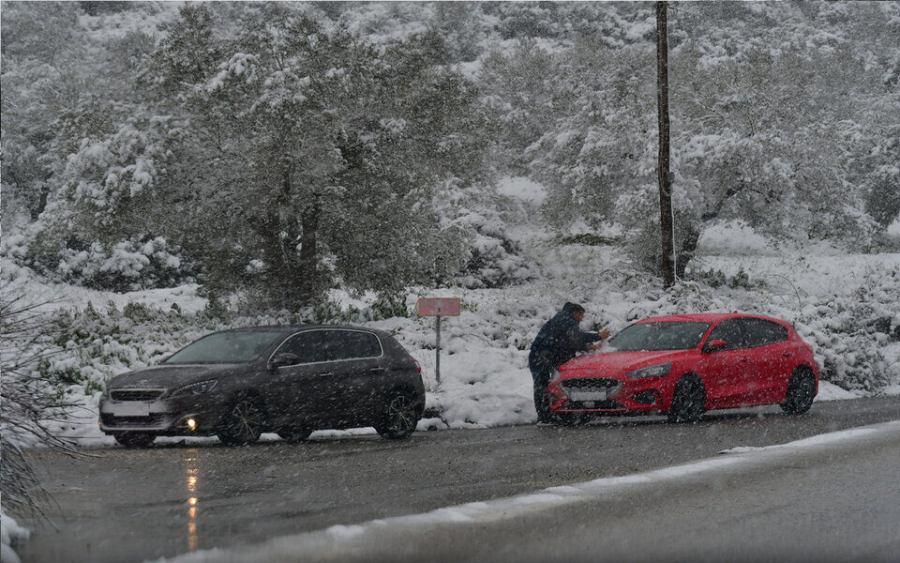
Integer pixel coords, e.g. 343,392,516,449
164,331,282,364
741,319,789,347
330,330,382,360
609,322,711,351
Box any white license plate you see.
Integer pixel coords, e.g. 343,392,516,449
570,391,608,402
111,402,151,417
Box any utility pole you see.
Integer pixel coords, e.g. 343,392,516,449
656,1,676,289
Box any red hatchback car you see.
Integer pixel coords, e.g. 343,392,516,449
548,313,820,423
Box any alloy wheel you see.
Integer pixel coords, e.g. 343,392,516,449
219,398,264,445
386,395,416,433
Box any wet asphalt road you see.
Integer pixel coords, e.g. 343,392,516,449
17,396,900,563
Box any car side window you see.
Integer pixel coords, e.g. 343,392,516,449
742,319,789,348
329,330,382,361
706,319,745,351
278,331,333,364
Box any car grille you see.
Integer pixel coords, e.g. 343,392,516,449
561,400,625,411
111,389,165,402
560,377,622,395
101,413,166,427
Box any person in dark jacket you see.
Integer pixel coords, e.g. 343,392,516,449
529,302,609,423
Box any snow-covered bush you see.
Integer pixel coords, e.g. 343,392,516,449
435,180,537,289
793,269,900,392
10,230,192,292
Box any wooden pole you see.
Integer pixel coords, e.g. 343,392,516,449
656,1,676,289
435,316,442,384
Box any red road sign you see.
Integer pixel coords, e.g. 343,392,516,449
415,297,460,317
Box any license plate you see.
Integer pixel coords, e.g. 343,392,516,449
570,391,608,402
111,402,150,417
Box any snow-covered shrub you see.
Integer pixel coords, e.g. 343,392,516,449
44,301,212,393
793,269,900,392
1,290,81,545
435,180,537,289
15,231,193,292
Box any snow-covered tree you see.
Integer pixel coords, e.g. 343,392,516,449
146,5,487,306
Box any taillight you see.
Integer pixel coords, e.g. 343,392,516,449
410,358,422,374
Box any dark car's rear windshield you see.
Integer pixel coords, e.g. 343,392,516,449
164,331,283,364
609,322,711,352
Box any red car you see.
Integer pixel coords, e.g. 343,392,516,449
548,313,819,424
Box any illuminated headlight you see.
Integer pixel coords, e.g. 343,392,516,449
626,363,672,379
170,380,218,397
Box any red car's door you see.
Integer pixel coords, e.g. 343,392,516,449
740,319,794,404
697,319,757,409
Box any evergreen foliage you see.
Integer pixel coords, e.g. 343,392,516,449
3,1,899,297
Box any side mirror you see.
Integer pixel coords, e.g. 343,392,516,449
270,352,300,370
706,339,728,352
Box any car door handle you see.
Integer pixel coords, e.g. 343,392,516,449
782,352,794,358
370,367,386,373
739,357,749,363
317,372,334,377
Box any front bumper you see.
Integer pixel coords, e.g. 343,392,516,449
99,393,222,436
548,375,667,414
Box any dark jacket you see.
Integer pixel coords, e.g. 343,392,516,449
529,310,601,372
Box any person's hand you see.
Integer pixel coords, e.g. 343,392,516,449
598,327,611,341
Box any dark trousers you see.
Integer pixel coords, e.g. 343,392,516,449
529,352,553,422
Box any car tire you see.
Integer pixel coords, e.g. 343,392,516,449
114,432,156,448
667,375,706,423
217,396,265,446
277,427,313,443
781,368,816,415
375,389,419,440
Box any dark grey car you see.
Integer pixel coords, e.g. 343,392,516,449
98,325,426,448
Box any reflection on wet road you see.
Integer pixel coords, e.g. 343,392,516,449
184,450,200,552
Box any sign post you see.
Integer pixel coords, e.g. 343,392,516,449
415,297,461,384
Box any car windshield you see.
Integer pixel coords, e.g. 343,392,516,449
609,322,711,352
164,331,283,364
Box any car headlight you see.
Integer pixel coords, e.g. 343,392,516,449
100,380,109,398
550,368,561,383
170,380,218,397
626,363,672,379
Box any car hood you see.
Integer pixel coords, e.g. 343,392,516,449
560,349,692,378
108,364,245,390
